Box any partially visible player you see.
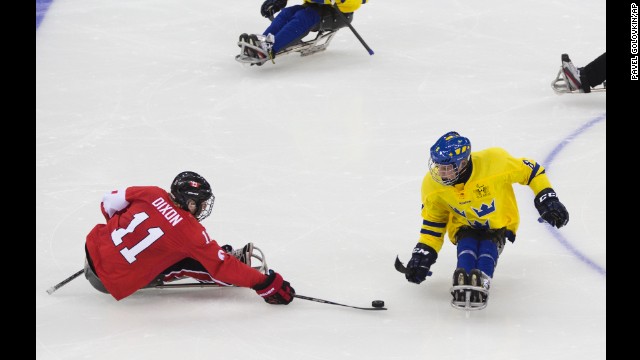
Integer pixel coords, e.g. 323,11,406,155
557,52,606,93
237,0,367,65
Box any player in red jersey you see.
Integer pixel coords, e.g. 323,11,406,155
84,171,295,305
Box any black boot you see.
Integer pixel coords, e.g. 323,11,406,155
578,68,591,93
469,269,491,304
451,268,469,302
238,33,257,59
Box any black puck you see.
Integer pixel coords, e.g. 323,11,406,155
371,300,385,308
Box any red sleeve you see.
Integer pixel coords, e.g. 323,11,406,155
185,229,267,288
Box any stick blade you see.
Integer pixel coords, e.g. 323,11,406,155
394,256,407,273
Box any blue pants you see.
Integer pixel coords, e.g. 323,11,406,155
456,237,499,277
263,5,321,53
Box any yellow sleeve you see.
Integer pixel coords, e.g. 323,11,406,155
514,156,553,195
418,176,450,253
334,0,365,13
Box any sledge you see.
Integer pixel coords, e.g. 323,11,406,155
551,68,606,94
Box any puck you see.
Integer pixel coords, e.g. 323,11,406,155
371,300,385,308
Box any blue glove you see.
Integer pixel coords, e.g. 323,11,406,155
405,243,438,284
534,188,569,229
261,0,287,18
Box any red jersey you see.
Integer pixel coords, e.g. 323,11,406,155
85,186,266,300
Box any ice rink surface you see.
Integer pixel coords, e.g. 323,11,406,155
36,1,606,359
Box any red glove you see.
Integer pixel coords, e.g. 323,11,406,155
253,270,295,305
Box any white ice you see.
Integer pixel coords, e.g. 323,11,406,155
36,1,606,359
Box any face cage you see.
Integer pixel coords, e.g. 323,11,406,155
428,158,465,186
194,195,215,221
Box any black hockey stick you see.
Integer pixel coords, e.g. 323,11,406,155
46,269,84,295
294,294,386,311
394,256,408,273
153,282,386,310
332,3,374,55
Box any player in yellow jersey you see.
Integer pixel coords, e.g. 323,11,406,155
401,131,569,310
236,0,368,65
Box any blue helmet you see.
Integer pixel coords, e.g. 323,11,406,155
429,131,471,185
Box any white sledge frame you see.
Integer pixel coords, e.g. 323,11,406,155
235,29,339,65
551,67,606,95
450,284,489,311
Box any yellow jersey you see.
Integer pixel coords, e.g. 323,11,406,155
304,0,367,13
418,147,553,253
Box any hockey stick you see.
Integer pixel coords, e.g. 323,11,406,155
294,294,386,311
153,282,386,310
332,3,374,55
46,269,84,295
394,256,408,273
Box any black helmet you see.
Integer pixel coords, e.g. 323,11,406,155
170,171,214,221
